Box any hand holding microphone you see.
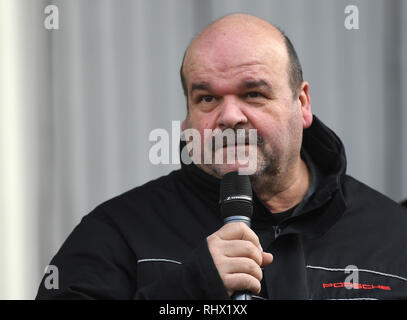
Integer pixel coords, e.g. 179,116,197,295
206,172,273,299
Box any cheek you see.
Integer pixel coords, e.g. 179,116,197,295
184,115,215,150
187,111,218,132
247,103,301,141
251,118,290,156
248,113,279,142
260,127,284,149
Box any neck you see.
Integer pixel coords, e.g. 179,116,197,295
252,157,311,213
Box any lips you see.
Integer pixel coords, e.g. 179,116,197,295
210,130,263,152
215,138,251,151
222,142,249,148
219,135,251,147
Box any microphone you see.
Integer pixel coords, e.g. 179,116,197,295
219,171,253,300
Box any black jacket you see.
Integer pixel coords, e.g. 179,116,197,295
36,116,407,300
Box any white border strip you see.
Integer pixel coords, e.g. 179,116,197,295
137,258,182,265
306,265,407,283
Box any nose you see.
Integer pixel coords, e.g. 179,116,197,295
216,96,248,130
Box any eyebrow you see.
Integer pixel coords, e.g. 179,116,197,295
190,82,211,95
189,79,272,95
240,79,272,91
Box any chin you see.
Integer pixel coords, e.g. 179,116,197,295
210,161,259,176
208,145,260,175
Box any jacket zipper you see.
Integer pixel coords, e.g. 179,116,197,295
273,225,281,239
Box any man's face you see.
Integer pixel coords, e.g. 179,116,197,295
182,25,310,179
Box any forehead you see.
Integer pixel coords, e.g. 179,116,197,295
189,63,272,94
184,32,288,90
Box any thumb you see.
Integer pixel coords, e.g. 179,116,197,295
261,252,273,267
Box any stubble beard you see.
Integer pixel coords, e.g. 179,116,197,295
203,139,282,183
204,138,298,198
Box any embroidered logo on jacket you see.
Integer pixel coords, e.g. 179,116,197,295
322,282,391,291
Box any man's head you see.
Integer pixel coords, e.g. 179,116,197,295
181,13,312,183
180,16,304,101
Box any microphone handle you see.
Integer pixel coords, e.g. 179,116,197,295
232,291,253,300
224,216,253,301
223,215,251,227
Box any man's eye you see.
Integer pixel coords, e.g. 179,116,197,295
200,95,215,103
246,92,263,98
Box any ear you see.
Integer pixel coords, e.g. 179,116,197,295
298,81,313,129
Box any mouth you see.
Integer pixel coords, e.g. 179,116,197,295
222,143,249,149
210,131,264,152
217,141,252,152
223,140,249,146
223,135,252,147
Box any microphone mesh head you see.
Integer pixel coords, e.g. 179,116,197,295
220,172,253,220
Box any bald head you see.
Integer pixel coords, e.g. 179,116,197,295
180,14,303,100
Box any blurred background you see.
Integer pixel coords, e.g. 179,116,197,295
0,0,406,299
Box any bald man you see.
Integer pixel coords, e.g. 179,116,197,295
37,14,407,300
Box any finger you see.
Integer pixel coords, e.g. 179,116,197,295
222,257,263,281
217,223,261,250
223,273,261,295
261,252,274,267
222,240,263,266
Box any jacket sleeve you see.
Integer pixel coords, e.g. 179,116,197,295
35,212,229,300
35,213,138,299
134,240,230,300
